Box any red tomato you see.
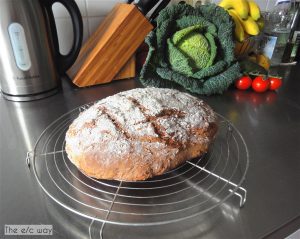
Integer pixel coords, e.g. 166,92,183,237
269,77,282,90
252,76,270,93
235,76,252,90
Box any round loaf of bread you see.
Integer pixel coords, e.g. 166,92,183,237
65,88,218,181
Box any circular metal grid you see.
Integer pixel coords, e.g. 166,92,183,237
32,102,249,226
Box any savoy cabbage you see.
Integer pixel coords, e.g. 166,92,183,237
140,3,241,95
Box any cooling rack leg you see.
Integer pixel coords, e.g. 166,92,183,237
89,220,95,239
98,181,123,239
26,151,33,169
89,220,106,239
229,187,247,207
187,161,247,208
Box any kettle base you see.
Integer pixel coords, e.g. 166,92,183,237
1,88,58,102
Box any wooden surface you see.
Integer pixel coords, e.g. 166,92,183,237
114,55,136,80
67,3,152,87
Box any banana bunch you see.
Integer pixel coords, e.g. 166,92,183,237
219,0,264,42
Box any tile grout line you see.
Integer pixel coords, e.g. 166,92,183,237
84,0,91,37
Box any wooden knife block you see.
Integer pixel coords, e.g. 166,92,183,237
114,55,136,80
67,3,153,87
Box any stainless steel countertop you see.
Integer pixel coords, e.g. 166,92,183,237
1,67,300,239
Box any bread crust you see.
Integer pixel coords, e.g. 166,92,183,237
65,88,218,181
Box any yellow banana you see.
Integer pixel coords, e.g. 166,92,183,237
219,0,249,19
248,0,261,21
229,9,260,36
228,10,245,42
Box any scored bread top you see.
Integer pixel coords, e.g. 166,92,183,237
65,88,217,168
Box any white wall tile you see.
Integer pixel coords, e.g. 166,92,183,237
54,17,90,54
86,0,127,17
82,17,90,44
54,1,125,54
75,0,88,17
52,0,87,18
52,2,69,18
55,18,73,55
54,0,277,57
87,16,105,34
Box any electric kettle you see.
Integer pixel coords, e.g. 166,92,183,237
0,0,83,101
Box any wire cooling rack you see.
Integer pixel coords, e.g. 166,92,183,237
27,102,249,232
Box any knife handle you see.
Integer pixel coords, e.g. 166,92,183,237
135,0,159,15
149,0,170,22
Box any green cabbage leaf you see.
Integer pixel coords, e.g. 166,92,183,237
139,4,241,95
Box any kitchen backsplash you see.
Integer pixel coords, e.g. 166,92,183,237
53,0,277,55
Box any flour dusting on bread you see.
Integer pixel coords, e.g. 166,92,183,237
65,88,218,181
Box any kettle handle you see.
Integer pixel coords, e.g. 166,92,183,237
43,0,83,73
